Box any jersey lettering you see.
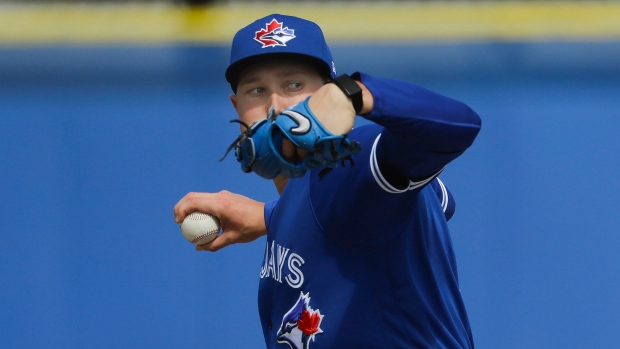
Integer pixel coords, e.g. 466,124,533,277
260,240,305,288
264,240,277,279
260,240,271,278
285,253,304,288
277,244,290,283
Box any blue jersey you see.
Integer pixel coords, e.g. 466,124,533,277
258,74,481,348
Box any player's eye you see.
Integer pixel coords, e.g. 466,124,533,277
240,85,265,96
248,87,265,95
286,82,303,91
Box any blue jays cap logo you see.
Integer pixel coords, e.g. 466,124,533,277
254,18,296,48
277,292,324,349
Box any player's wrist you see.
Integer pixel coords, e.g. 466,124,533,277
356,81,373,115
332,74,363,114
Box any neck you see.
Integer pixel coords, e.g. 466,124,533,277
273,176,288,195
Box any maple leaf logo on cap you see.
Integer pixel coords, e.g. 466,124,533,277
254,19,296,48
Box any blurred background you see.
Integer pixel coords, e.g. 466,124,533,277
1,1,619,348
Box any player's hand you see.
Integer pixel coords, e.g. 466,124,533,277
173,191,266,252
281,81,373,163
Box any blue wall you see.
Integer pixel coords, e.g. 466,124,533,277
1,41,619,348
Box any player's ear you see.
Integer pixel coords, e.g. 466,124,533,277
230,94,238,111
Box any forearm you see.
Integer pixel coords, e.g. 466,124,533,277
355,72,481,180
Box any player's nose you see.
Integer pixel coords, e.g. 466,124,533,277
268,93,289,115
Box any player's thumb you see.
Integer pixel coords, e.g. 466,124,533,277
196,233,233,252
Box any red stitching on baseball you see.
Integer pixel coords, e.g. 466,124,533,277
189,212,214,221
192,229,219,244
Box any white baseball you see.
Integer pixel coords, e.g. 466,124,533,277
179,212,221,245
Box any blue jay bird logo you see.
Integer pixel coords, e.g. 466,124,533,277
277,292,324,349
254,19,296,48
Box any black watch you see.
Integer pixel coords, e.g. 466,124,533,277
332,74,363,114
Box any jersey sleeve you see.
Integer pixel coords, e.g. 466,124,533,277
354,72,481,190
264,199,278,229
430,177,456,221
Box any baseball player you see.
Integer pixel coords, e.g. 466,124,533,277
174,14,481,348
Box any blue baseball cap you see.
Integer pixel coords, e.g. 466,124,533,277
225,14,337,91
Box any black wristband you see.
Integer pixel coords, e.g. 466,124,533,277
333,74,363,114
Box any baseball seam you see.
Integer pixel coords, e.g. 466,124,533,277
188,213,214,220
192,229,219,244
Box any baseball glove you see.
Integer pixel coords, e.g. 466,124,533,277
220,97,361,179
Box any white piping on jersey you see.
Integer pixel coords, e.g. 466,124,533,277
436,177,448,213
370,134,445,202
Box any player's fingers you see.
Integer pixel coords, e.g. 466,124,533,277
281,139,297,163
174,192,215,223
296,148,309,161
196,233,233,252
173,193,195,222
195,242,211,251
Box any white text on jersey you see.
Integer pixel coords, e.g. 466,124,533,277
260,240,305,288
